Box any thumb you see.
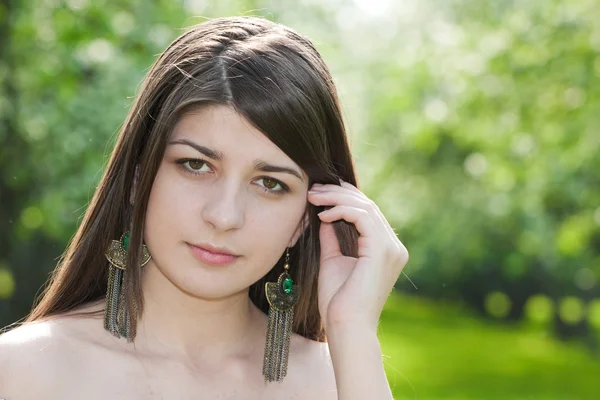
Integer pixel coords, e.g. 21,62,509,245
319,220,342,263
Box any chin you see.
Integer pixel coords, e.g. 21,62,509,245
164,265,251,300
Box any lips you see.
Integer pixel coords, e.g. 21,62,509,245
190,242,238,256
187,243,240,266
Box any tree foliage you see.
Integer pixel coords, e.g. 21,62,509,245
1,0,599,342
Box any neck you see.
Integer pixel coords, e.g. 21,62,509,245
132,261,267,366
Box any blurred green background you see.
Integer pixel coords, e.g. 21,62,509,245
1,0,599,398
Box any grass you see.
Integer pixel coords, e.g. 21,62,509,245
378,292,600,400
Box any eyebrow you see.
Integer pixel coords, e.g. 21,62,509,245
168,138,305,182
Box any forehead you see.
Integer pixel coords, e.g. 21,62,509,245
171,105,282,154
172,105,263,139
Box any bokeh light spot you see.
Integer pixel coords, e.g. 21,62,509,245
588,299,600,329
0,268,15,299
524,294,553,323
21,206,44,230
574,268,596,291
558,296,585,325
485,291,512,318
464,152,488,178
593,206,600,226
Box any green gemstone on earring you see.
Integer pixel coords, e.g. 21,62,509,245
121,233,130,251
283,277,293,294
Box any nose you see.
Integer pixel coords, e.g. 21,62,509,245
201,179,244,232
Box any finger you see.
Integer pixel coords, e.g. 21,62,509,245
311,182,378,215
318,205,378,256
309,187,396,240
339,179,363,195
308,189,372,211
318,221,342,262
310,184,366,205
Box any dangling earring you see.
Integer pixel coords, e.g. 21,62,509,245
262,247,299,383
104,231,151,341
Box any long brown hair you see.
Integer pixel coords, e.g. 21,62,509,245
25,16,359,342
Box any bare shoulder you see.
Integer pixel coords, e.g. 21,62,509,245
0,302,105,397
290,334,337,399
0,319,68,396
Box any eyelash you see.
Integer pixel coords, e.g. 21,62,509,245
175,158,291,196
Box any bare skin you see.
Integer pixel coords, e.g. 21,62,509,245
0,299,337,399
0,104,406,399
0,106,338,399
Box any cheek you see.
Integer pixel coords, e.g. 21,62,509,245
246,197,306,257
249,204,300,237
144,166,190,246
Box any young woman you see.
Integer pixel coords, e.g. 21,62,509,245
0,16,408,399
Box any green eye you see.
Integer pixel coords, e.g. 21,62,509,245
262,177,281,190
257,177,289,195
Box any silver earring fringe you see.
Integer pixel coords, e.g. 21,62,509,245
104,231,151,341
262,248,299,383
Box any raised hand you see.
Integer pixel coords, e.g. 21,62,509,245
307,179,409,333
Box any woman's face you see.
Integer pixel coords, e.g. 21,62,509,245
142,105,309,299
